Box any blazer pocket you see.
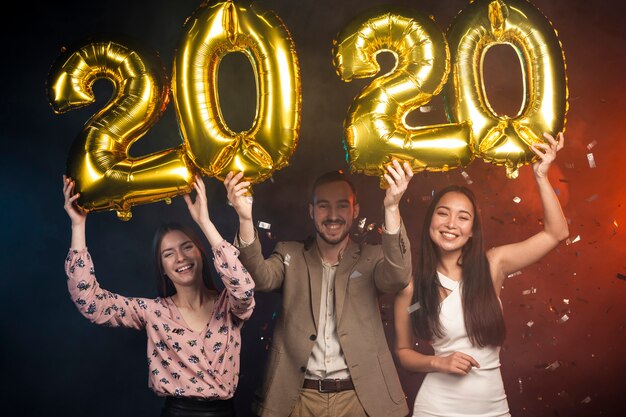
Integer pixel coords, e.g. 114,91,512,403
378,352,406,404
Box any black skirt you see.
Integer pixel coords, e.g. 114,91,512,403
160,396,235,417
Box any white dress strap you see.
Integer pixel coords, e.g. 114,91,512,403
437,271,459,292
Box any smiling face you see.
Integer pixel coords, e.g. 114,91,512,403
159,230,203,289
309,180,359,246
429,191,475,255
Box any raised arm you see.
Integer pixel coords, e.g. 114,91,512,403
382,160,414,233
184,175,225,248
488,132,569,286
63,175,87,250
62,175,149,330
394,281,479,375
372,160,414,293
224,171,254,244
212,241,255,320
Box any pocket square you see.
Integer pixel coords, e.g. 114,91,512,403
349,270,363,279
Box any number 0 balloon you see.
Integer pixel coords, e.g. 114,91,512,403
444,0,568,179
173,0,301,184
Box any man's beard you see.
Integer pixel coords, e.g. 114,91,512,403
316,221,351,245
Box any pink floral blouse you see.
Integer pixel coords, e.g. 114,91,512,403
65,240,255,399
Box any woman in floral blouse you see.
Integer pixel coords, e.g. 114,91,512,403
63,175,255,417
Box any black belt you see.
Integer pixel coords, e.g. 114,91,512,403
303,378,355,393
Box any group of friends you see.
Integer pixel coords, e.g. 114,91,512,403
63,132,568,417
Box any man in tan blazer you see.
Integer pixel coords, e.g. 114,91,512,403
224,161,413,417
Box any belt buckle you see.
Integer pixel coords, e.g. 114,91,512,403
318,379,332,393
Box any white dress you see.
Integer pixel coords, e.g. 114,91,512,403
412,272,510,417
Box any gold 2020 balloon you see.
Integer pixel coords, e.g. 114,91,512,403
48,40,196,220
444,0,568,179
333,8,473,184
173,0,301,184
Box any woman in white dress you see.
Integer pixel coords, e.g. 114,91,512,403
394,132,569,416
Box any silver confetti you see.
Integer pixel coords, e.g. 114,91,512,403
558,314,569,324
257,221,271,230
522,287,537,295
508,271,522,278
586,140,597,150
513,196,522,204
545,361,561,371
283,254,291,266
586,153,596,168
461,171,473,184
566,235,581,245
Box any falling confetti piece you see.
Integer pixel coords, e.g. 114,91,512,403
545,361,561,371
508,271,522,278
581,396,591,404
617,273,626,281
526,320,534,327
513,196,522,203
522,287,537,295
613,219,619,228
563,299,570,305
566,235,581,245
419,105,434,113
357,218,366,231
407,302,421,314
558,314,570,324
564,162,575,169
461,171,473,184
257,221,271,230
585,194,598,202
586,140,597,150
283,254,291,266
586,153,596,168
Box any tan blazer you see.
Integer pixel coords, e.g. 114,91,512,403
238,223,411,417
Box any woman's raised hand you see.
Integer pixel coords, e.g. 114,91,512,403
531,132,564,179
184,175,211,227
224,171,253,222
63,175,87,226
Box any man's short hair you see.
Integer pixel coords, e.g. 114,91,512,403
310,171,358,203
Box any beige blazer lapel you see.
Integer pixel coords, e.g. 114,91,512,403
334,240,360,323
303,244,323,332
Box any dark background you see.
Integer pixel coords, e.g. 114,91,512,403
2,0,625,416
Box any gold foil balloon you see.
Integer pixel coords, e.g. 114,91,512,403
173,0,301,184
443,0,568,179
48,40,196,220
332,8,473,183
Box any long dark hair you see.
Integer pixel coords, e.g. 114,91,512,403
411,185,505,347
152,222,216,298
